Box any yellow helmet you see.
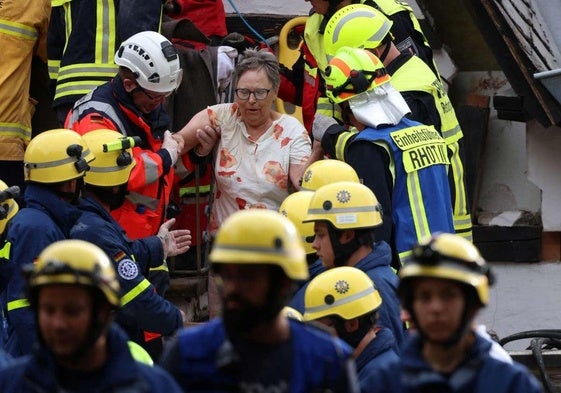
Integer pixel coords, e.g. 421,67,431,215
0,180,19,234
82,130,137,187
398,233,493,306
209,210,308,280
282,306,304,321
300,160,360,191
29,239,120,308
279,191,315,255
324,4,393,57
303,181,383,230
303,266,382,321
24,129,95,184
324,47,391,104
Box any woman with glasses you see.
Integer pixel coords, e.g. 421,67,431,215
175,49,322,236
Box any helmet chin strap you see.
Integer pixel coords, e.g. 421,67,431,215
327,224,361,267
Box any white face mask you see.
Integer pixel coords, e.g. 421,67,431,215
349,84,411,128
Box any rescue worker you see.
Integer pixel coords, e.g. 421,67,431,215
317,47,455,268
0,181,20,293
0,239,183,392
0,0,50,203
323,4,472,241
48,0,165,124
65,30,190,352
302,181,405,349
2,129,94,357
397,233,542,392
304,266,401,393
160,209,360,392
278,0,438,134
0,181,19,363
285,159,362,313
70,129,190,358
66,30,185,241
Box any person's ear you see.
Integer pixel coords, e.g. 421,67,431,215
339,229,355,245
122,78,137,93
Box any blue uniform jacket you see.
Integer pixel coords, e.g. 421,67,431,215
0,324,183,393
70,196,182,341
353,241,405,350
401,331,543,393
2,184,83,356
289,259,324,313
356,327,401,393
160,318,360,392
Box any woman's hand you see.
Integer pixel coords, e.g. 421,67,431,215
194,124,221,156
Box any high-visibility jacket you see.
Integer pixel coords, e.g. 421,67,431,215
70,196,183,342
48,0,164,111
0,324,184,393
2,184,83,357
335,118,455,265
0,0,50,161
389,54,472,240
66,76,194,239
363,0,439,77
160,318,360,392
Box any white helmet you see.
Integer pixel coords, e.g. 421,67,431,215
114,31,183,93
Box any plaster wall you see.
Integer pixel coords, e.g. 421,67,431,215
451,71,541,221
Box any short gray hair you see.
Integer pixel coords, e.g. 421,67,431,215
234,48,280,90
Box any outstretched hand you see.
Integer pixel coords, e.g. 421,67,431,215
157,218,192,258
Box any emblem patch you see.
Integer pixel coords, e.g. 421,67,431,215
117,259,138,280
336,190,351,203
334,280,350,294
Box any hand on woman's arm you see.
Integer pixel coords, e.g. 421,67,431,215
174,108,220,155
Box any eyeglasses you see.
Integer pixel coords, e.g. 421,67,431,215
234,88,271,101
135,85,173,101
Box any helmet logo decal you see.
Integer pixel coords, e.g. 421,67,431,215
117,259,138,280
336,190,351,203
334,279,350,294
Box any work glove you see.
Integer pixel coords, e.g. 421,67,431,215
157,218,192,259
162,130,179,165
312,114,339,141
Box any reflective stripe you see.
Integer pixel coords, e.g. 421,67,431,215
407,172,431,241
25,147,92,170
120,278,151,307
0,122,32,142
306,287,376,315
0,19,37,40
57,64,119,81
7,299,30,311
141,152,160,184
149,264,169,272
180,185,211,196
398,249,413,266
327,11,391,50
48,60,61,80
69,94,127,133
96,0,117,64
0,241,10,259
126,192,160,211
334,131,356,162
307,205,381,216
